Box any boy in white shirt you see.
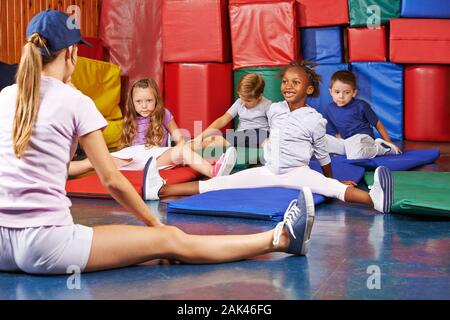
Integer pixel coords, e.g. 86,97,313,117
192,73,271,150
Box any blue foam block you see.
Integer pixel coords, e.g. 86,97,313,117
350,62,404,141
306,63,349,115
301,26,343,64
401,0,450,18
167,161,365,221
332,149,440,171
0,62,17,92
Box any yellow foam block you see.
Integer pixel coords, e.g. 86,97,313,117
71,57,123,148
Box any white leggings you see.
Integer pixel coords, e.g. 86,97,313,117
199,165,349,201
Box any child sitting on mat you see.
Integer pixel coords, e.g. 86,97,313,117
324,70,402,160
0,10,316,275
70,78,237,178
190,73,271,150
143,61,394,215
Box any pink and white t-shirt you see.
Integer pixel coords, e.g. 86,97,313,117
0,76,107,228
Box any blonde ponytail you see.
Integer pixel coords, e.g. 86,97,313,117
12,33,50,158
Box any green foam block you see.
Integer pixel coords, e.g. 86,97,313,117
233,67,283,129
197,147,264,171
365,171,450,217
349,0,401,27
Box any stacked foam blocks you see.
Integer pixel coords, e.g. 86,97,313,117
162,0,233,137
162,0,450,142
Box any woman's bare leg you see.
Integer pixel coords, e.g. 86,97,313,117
84,224,289,272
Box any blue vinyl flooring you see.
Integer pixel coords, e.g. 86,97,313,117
1,141,449,300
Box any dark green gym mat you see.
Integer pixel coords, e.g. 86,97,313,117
349,0,401,27
365,171,450,217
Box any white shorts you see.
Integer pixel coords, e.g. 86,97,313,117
111,145,171,170
0,224,93,275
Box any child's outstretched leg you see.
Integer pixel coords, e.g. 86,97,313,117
325,134,345,155
156,144,236,178
85,187,315,272
142,149,237,200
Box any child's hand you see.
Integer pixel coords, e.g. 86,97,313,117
394,145,403,154
341,180,357,187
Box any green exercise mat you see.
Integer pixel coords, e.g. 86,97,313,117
349,0,400,27
365,171,450,217
197,146,264,171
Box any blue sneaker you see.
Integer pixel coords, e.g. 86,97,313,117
273,187,315,255
142,156,165,201
369,166,393,213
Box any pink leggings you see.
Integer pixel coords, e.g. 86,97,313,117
199,165,349,201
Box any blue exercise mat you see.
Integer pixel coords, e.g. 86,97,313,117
332,149,440,171
167,161,365,221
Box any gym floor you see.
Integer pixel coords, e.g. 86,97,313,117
1,141,449,300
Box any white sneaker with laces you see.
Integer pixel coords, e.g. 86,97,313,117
369,166,393,213
142,156,165,201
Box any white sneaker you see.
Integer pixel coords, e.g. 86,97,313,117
212,147,237,177
142,156,165,201
369,166,393,213
375,138,400,155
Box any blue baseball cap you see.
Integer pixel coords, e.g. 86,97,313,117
26,10,91,56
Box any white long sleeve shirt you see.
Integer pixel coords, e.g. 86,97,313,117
264,101,331,174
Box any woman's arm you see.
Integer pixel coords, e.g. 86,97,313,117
79,130,163,227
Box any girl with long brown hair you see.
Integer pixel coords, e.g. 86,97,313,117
72,77,238,177
0,10,315,275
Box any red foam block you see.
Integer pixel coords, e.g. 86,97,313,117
405,65,450,142
99,0,164,94
164,63,233,136
229,0,299,69
65,166,202,199
162,0,230,63
348,26,388,62
296,0,349,27
78,37,105,61
390,19,450,64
